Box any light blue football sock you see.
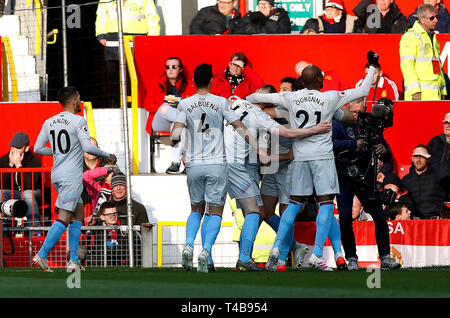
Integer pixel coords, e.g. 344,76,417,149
68,220,82,263
202,214,222,254
266,214,281,233
201,214,214,264
279,225,294,262
38,219,67,259
328,215,343,256
239,213,260,263
185,211,202,248
272,200,303,253
312,202,334,257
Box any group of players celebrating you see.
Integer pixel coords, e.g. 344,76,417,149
175,51,401,273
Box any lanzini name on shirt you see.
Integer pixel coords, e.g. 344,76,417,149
50,117,70,127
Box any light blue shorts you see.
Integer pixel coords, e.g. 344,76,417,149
227,163,260,202
186,164,228,206
290,159,339,196
53,181,84,212
260,160,291,201
244,163,263,206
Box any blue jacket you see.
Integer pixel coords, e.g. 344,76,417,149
408,3,450,34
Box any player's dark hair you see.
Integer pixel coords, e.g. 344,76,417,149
98,200,117,216
57,86,78,106
194,63,213,88
280,77,296,85
230,52,248,67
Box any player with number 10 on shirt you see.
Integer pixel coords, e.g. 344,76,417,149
32,86,116,272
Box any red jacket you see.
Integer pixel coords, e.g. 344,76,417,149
321,70,349,92
210,65,264,100
144,76,196,134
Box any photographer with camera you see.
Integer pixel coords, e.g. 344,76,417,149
332,94,401,270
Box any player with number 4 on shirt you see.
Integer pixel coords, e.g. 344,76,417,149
246,51,380,271
32,86,116,272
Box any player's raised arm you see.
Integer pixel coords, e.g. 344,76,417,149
246,91,288,108
34,125,53,156
332,51,378,108
273,121,331,139
231,119,270,164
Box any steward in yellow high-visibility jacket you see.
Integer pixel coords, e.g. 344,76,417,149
95,0,160,61
399,8,446,101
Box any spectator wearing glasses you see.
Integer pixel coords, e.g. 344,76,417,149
242,0,291,34
211,52,264,100
145,57,195,174
408,0,449,34
400,4,447,100
189,0,246,35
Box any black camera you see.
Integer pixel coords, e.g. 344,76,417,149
357,98,394,146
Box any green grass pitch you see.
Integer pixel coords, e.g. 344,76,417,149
1,266,449,298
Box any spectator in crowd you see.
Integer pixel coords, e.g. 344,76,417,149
355,63,399,110
301,0,359,34
279,77,296,92
427,113,450,178
189,0,245,35
400,4,447,101
110,172,149,226
332,97,400,270
83,165,119,222
295,60,349,91
0,132,42,227
400,145,448,219
387,202,411,220
82,137,117,220
87,201,139,267
409,0,449,34
95,0,160,108
353,0,409,34
146,57,196,174
211,52,264,100
242,0,291,34
0,0,4,17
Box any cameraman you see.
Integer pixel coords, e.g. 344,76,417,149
332,98,400,270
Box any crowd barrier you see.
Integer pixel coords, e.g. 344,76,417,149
294,219,450,268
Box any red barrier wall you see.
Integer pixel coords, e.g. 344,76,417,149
0,102,84,167
135,34,450,113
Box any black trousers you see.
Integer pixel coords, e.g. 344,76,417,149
336,177,391,260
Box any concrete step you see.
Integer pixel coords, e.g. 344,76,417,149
9,55,36,75
7,73,40,91
8,35,30,56
0,15,20,36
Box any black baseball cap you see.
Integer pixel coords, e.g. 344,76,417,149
9,132,30,148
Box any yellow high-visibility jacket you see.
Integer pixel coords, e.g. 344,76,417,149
95,0,160,38
399,21,446,100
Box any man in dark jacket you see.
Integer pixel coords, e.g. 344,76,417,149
301,0,359,34
400,145,448,219
0,132,42,226
408,0,449,33
427,113,450,178
110,173,149,226
189,0,246,35
242,0,291,34
332,98,399,270
353,0,409,33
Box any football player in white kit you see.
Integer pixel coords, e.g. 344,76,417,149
32,86,115,272
246,51,380,271
225,85,331,271
172,64,266,273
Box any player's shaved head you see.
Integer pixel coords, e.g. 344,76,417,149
302,65,323,90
